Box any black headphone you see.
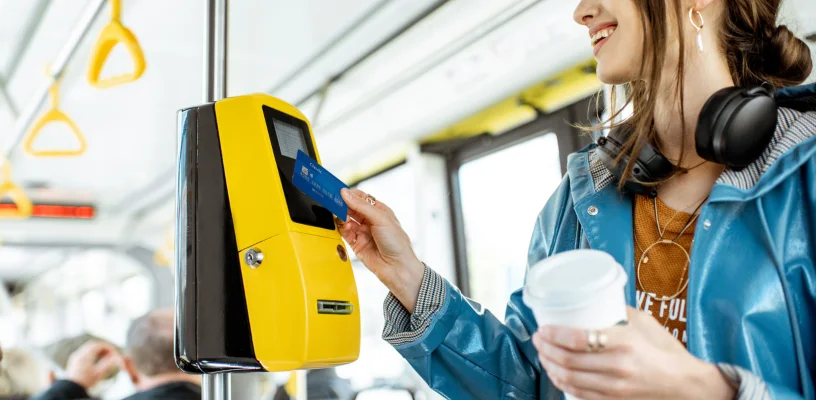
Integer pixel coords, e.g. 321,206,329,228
595,85,778,197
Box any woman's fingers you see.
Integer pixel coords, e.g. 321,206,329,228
538,324,629,353
533,334,623,374
342,189,393,226
348,188,396,217
537,346,631,399
347,208,370,227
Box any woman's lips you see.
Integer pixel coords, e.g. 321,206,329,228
589,23,617,57
593,35,611,56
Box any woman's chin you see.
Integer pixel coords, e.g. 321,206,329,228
596,63,635,85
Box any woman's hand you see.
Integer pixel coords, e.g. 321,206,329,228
532,307,736,400
338,188,425,313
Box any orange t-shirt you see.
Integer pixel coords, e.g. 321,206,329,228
633,195,695,346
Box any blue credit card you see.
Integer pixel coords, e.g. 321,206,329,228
292,150,349,221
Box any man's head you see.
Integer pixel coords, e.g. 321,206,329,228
122,308,198,390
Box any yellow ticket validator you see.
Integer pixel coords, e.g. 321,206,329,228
174,94,360,373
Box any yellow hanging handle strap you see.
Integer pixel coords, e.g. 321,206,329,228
284,372,298,396
153,227,174,267
0,159,33,219
87,0,146,88
23,68,88,157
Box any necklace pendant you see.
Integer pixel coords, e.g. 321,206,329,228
643,255,649,263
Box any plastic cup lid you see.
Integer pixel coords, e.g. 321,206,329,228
522,249,627,310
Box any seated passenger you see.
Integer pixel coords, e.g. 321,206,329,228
33,308,200,400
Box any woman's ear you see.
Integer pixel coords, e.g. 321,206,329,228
693,0,717,12
48,370,57,384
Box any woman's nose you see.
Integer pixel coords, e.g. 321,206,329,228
573,0,601,26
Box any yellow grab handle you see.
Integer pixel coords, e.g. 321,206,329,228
0,182,33,219
0,162,33,219
284,372,298,396
154,250,170,267
24,107,87,157
87,0,146,88
153,229,174,267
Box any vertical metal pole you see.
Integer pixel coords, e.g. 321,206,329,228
202,376,216,399
204,0,228,103
296,370,308,400
202,0,229,398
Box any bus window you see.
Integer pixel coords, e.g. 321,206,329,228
340,164,436,396
458,133,562,321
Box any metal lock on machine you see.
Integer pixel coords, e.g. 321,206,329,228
244,249,263,268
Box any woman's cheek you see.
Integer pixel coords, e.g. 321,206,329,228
596,29,645,83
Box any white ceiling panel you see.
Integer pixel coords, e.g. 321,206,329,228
317,0,590,172
229,0,446,101
302,0,527,124
0,0,44,73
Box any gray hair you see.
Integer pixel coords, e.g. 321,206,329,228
125,309,178,377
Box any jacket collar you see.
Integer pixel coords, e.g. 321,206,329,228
572,111,816,205
571,83,816,204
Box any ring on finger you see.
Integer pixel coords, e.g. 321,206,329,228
597,331,608,350
586,329,599,352
365,195,377,206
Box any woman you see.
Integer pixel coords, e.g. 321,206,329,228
338,0,815,398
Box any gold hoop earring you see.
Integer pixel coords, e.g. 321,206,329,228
689,8,705,53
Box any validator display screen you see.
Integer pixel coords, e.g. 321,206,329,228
273,118,308,159
262,106,335,230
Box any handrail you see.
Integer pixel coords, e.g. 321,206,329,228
86,0,146,88
23,68,87,157
0,159,33,219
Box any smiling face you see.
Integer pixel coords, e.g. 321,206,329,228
574,0,650,84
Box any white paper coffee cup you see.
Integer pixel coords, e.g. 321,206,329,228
522,249,628,400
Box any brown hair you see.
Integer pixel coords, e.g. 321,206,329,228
597,0,813,189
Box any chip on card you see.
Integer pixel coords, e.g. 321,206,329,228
292,150,349,221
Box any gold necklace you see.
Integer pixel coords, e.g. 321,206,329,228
636,195,707,302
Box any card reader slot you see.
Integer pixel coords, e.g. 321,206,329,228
317,300,354,315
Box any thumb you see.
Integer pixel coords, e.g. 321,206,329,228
341,188,388,225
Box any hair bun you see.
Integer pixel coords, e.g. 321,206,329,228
763,25,813,87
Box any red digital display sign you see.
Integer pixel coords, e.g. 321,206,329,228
0,203,96,219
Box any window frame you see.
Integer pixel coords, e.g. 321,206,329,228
421,96,602,296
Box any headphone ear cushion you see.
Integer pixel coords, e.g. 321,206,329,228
696,86,778,168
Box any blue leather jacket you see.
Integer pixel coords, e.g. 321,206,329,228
382,85,816,400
